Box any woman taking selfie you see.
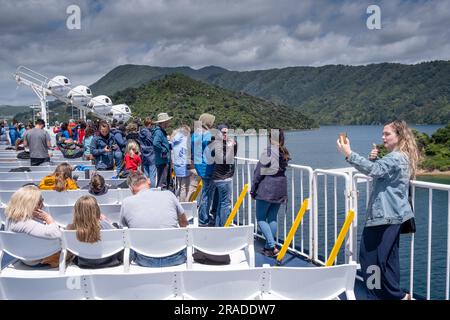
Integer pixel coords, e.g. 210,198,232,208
336,120,419,300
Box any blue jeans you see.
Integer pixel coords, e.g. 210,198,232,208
214,180,232,227
256,200,281,249
113,150,123,175
130,249,186,268
198,177,216,225
143,164,157,188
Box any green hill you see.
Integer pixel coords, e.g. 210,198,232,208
112,74,316,130
0,105,30,119
91,61,450,125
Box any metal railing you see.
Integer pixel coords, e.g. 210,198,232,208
231,156,450,300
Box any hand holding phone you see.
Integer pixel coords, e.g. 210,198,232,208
338,132,348,145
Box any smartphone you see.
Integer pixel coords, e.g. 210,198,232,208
339,132,348,144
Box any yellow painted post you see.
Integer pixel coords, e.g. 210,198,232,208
276,198,309,264
325,210,355,267
225,184,249,227
189,179,203,202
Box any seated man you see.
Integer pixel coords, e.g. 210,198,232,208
119,172,188,267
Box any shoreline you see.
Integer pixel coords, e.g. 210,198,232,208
417,169,450,177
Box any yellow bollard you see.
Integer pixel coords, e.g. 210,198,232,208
189,179,203,202
325,210,355,267
276,198,309,264
225,184,249,227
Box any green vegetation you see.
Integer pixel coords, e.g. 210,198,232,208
420,125,450,171
112,74,317,130
91,61,450,125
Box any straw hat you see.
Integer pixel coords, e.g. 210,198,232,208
154,112,173,123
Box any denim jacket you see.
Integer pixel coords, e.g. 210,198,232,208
346,151,414,227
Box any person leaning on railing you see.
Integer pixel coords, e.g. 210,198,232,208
336,120,419,300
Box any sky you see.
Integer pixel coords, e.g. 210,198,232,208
1,0,449,106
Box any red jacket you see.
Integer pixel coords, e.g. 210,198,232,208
124,154,142,171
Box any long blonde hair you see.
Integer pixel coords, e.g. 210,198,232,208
53,162,73,192
68,196,101,243
5,186,42,222
387,120,420,178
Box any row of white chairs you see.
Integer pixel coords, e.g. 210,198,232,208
0,188,133,206
0,165,96,172
0,201,197,228
0,264,357,300
0,160,92,167
0,178,127,191
0,225,254,276
0,170,116,181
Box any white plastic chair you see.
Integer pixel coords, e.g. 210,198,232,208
181,269,263,300
263,264,357,300
189,225,255,268
60,229,126,274
0,231,61,274
124,228,189,272
180,201,198,226
89,272,181,299
0,275,89,300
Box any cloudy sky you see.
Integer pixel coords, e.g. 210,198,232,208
1,0,450,105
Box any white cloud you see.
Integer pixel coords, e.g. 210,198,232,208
0,0,449,106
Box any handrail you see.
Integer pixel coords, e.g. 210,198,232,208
276,198,309,265
326,210,355,266
225,184,248,227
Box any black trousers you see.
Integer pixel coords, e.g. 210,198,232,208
359,223,404,300
156,163,172,190
30,157,50,166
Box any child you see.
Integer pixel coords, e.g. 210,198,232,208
124,140,142,173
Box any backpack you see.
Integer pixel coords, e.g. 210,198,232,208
17,151,30,159
9,167,31,172
192,250,230,265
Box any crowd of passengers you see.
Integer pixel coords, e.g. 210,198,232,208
2,111,290,271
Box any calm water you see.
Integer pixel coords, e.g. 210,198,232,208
282,124,448,299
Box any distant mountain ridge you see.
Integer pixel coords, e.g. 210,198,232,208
91,61,450,125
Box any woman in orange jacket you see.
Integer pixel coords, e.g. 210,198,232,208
38,162,79,191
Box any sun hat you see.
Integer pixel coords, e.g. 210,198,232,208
154,112,173,123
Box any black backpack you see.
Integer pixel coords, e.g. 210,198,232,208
17,151,30,159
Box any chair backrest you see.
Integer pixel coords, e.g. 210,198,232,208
0,207,6,225
0,170,116,180
0,276,88,300
0,231,61,261
180,201,198,226
90,272,180,299
181,269,263,300
46,204,121,227
189,225,254,255
40,189,132,206
61,229,124,259
125,228,188,258
267,264,357,300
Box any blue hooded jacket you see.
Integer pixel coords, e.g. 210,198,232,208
138,127,155,166
151,125,170,166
